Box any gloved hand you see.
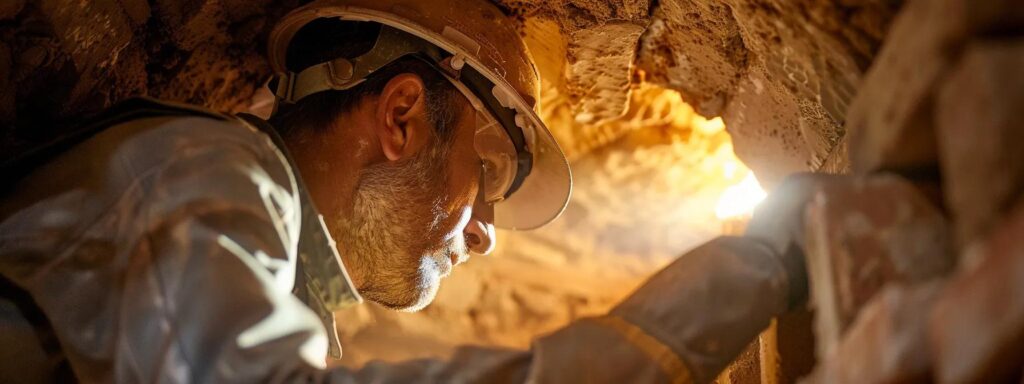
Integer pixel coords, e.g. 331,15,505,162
744,172,841,309
609,173,840,383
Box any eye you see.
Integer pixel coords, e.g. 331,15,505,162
481,158,497,174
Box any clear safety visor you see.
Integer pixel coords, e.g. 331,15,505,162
447,77,570,230
472,108,518,204
487,107,572,230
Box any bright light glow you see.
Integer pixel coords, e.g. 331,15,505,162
723,160,738,179
715,173,767,219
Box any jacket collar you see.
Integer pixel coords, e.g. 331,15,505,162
236,113,362,357
237,113,363,309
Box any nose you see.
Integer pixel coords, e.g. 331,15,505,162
464,200,496,255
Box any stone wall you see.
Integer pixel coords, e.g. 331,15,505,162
803,0,1024,381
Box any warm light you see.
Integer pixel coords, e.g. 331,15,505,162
536,81,769,236
723,160,738,179
715,173,767,219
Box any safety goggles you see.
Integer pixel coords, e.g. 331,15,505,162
444,77,527,205
473,108,518,204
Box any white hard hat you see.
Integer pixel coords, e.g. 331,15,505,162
268,0,571,230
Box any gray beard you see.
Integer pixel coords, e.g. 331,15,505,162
337,143,468,312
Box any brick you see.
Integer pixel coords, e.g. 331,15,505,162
936,39,1024,248
803,174,955,359
847,0,1024,173
929,204,1024,384
810,281,943,384
846,0,956,173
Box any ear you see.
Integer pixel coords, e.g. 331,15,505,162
374,73,429,161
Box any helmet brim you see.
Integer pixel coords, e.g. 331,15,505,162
492,109,572,230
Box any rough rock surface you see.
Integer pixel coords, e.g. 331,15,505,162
497,0,653,124
502,0,905,187
636,0,749,117
564,21,645,124
1,0,906,188
0,0,293,156
636,0,903,187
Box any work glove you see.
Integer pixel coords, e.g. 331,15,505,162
610,173,840,383
744,172,840,309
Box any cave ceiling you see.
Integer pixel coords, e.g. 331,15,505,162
0,0,903,187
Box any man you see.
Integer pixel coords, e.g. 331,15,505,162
0,0,820,382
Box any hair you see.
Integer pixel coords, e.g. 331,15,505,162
268,18,464,144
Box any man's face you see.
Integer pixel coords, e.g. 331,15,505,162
281,72,500,313
336,104,483,311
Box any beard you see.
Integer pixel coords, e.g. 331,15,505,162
335,142,469,312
